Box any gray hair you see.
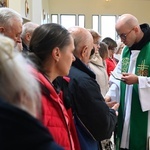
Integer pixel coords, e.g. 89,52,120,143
0,7,23,29
21,22,39,39
0,35,41,117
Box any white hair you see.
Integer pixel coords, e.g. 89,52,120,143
21,22,39,39
0,7,23,28
0,35,41,117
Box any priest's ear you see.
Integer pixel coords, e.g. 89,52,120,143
133,26,139,33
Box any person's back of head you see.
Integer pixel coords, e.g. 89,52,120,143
102,37,117,50
99,42,108,60
87,29,101,43
0,7,23,45
29,23,74,78
68,26,93,65
21,22,39,47
0,34,40,117
87,29,101,54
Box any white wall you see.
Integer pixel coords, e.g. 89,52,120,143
48,0,150,28
7,0,150,28
8,0,43,24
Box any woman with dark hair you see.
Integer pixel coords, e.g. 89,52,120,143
29,23,80,150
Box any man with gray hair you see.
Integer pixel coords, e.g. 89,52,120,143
21,22,39,53
0,7,23,47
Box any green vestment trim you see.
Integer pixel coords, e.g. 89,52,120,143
116,42,150,150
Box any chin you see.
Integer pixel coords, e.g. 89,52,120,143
65,72,69,76
62,71,69,77
128,44,133,48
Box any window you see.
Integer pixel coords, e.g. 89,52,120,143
51,14,120,40
60,15,76,29
101,15,116,40
51,14,85,29
92,15,99,33
92,15,119,40
78,15,85,28
51,14,58,23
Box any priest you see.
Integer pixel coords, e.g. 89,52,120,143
105,14,150,150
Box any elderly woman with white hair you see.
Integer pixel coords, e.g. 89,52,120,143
0,35,63,150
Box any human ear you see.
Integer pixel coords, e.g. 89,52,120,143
52,47,60,62
81,46,88,58
134,26,138,33
0,27,5,34
25,32,31,41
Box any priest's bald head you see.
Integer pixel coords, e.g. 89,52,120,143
115,14,144,47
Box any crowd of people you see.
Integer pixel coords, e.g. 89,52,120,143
0,7,150,150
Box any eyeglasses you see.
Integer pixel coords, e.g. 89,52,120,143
118,28,134,41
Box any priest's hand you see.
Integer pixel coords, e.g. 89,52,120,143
122,73,138,85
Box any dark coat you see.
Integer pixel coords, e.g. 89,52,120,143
22,41,29,53
0,97,64,150
68,57,117,150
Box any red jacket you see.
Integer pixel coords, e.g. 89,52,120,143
32,69,80,150
105,57,117,77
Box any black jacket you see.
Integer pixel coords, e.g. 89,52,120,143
68,57,117,141
0,97,63,150
129,23,150,50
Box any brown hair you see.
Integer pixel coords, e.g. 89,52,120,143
102,37,117,50
98,42,108,60
87,29,101,43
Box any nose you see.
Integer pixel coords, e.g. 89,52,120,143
120,37,125,43
15,34,22,44
14,37,22,48
16,37,22,43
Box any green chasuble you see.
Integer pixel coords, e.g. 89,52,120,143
116,42,150,150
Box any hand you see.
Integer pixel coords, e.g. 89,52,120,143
122,73,138,85
112,103,119,116
106,102,119,116
106,101,118,108
104,96,111,102
112,102,119,110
